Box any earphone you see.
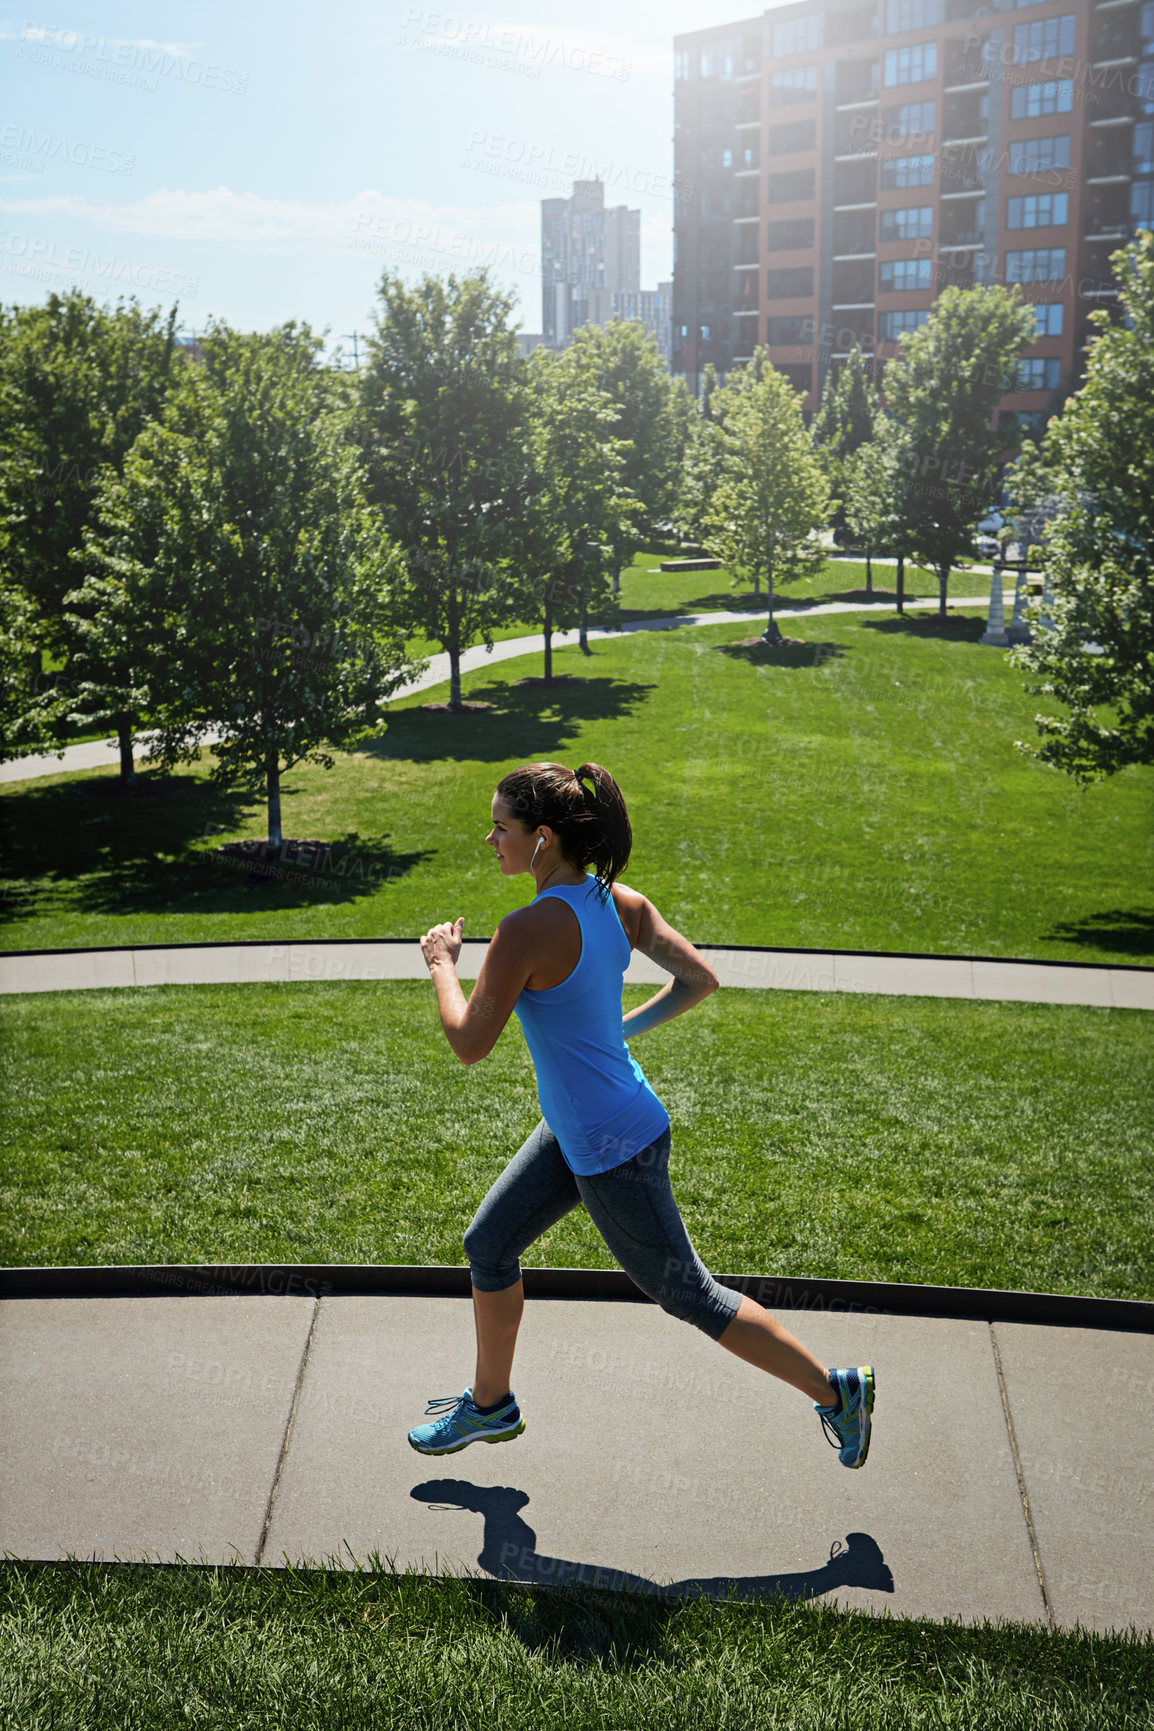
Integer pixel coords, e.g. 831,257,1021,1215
531,835,546,863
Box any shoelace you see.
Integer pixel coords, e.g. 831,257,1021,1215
818,1406,849,1450
421,1393,471,1419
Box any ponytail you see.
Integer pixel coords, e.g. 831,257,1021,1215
495,761,633,901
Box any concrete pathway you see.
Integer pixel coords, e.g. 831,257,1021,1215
2,1288,1150,1634
0,594,994,786
2,937,1150,1010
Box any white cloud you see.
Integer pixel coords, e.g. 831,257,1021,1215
6,25,203,54
0,185,542,260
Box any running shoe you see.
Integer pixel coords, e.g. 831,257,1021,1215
407,1387,525,1456
814,1366,875,1468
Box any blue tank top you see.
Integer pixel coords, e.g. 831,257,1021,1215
511,878,671,1175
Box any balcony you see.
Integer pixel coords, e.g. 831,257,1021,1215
836,60,880,106
1091,16,1139,61
833,211,877,254
941,212,985,246
942,92,989,145
1084,185,1133,236
943,39,990,89
939,142,988,196
833,259,876,304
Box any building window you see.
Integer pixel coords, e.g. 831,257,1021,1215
768,216,816,249
1008,192,1068,228
878,307,931,338
1018,357,1062,390
1010,80,1073,119
1005,247,1066,282
1008,135,1070,174
741,141,760,169
881,153,935,189
722,148,733,168
768,314,814,345
881,205,933,240
884,43,938,86
1133,179,1154,224
767,265,816,298
700,38,738,79
1027,302,1063,336
768,168,816,202
883,99,936,137
769,118,817,154
879,257,933,290
1012,14,1076,63
886,0,941,32
770,66,818,105
674,48,690,80
772,14,823,57
1135,122,1154,176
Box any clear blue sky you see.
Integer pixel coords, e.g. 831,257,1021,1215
1,0,771,359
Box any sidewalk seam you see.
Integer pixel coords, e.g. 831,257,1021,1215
989,1321,1053,1631
255,1294,321,1567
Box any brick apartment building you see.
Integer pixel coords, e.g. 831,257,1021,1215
672,0,1154,430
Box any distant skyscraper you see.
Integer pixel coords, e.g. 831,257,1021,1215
542,180,641,346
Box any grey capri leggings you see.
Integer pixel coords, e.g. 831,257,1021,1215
463,1118,744,1342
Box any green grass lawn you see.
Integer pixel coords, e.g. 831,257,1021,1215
400,551,988,662
3,607,1151,964
3,1558,1150,1730
2,981,1150,1297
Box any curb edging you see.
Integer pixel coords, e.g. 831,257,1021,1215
2,1263,1151,1333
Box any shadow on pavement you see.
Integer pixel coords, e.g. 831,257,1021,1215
411,1478,894,1607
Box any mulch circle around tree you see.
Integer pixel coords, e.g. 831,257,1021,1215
418,700,495,712
731,635,808,649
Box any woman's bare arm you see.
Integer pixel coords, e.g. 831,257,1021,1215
616,887,720,1040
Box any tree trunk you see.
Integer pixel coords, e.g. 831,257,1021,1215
938,564,950,620
116,715,135,786
579,594,589,653
896,556,905,616
761,558,783,645
267,754,282,846
865,554,873,596
447,576,462,710
543,591,553,682
611,543,621,598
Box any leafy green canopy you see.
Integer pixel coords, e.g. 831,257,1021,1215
880,285,1036,614
1009,231,1154,781
68,320,417,839
508,344,635,676
357,269,528,707
699,350,830,629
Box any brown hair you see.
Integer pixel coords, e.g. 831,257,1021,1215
494,762,632,902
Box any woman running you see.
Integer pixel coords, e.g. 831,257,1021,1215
412,761,874,1467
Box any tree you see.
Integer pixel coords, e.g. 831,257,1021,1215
510,347,633,680
700,351,830,643
1006,232,1154,781
812,345,878,537
68,319,421,842
0,290,182,771
881,285,1037,618
566,319,682,592
358,270,528,711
